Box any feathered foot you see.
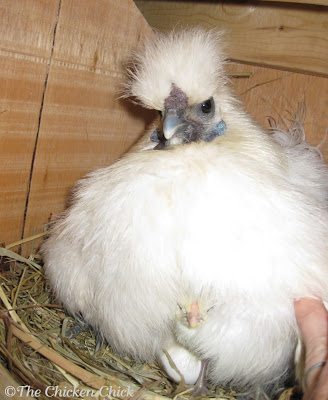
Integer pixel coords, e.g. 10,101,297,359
64,314,89,338
94,330,105,353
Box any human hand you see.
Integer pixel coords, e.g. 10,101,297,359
294,298,328,400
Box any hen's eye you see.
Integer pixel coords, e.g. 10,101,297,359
158,110,163,117
201,98,213,114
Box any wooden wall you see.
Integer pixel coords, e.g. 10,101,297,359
0,0,154,250
135,0,328,76
0,0,327,253
226,63,328,161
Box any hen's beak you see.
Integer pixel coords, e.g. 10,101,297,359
187,302,201,328
163,110,185,140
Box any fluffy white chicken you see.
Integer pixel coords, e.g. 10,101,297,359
43,29,328,394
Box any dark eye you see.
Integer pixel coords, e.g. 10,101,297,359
201,98,212,114
158,110,163,117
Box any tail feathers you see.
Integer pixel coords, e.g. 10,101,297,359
271,117,326,161
268,106,328,207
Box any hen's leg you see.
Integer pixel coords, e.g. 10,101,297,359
192,359,209,397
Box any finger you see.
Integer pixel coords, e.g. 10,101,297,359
294,298,328,389
310,361,328,400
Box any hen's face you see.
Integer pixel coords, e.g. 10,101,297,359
127,30,229,147
151,84,226,149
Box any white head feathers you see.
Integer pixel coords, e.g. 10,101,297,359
126,29,227,110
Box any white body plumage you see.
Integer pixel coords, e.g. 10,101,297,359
42,29,328,391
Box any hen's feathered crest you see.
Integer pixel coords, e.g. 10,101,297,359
125,29,227,110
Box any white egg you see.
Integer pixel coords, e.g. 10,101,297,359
158,343,202,385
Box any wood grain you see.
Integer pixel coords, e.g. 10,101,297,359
266,0,328,5
22,0,155,253
0,0,60,246
135,0,328,76
227,62,328,159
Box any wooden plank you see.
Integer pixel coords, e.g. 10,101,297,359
135,1,328,76
227,62,328,160
0,0,60,246
22,0,154,253
265,0,328,6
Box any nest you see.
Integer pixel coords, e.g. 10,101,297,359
0,238,300,400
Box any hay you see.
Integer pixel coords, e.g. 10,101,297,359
0,240,297,400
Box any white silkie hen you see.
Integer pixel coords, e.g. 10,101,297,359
42,29,328,395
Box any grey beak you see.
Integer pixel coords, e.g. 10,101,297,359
163,110,185,140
